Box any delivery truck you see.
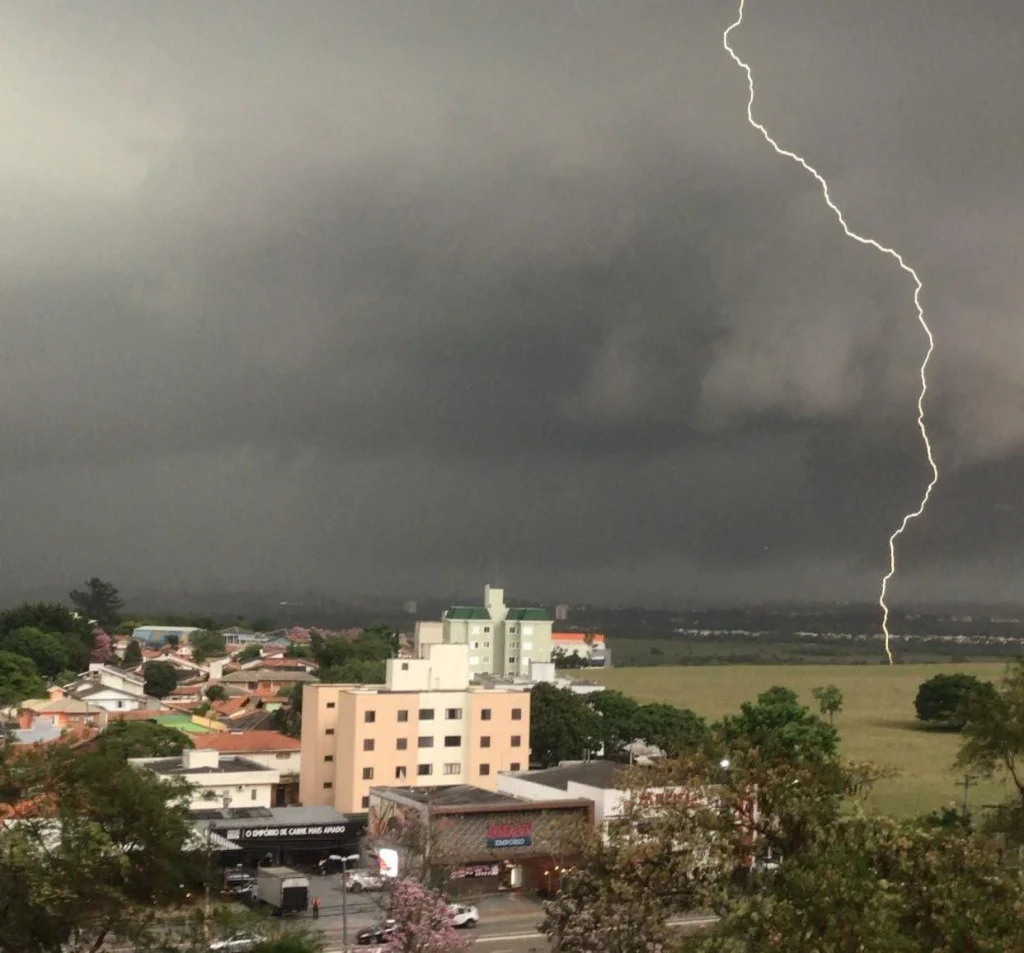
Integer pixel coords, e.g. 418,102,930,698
254,866,309,915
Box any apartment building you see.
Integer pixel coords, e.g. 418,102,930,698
440,585,553,679
299,643,530,814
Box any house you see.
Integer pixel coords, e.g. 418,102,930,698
551,631,608,666
129,748,281,810
192,730,301,806
17,691,108,731
239,657,316,674
62,664,164,712
218,669,316,695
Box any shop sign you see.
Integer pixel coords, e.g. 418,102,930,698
451,863,500,880
235,824,348,840
487,822,532,848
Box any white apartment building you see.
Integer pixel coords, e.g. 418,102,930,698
130,748,281,810
300,643,531,814
441,585,553,679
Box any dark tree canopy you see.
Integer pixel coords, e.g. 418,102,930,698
0,651,46,706
189,629,226,664
529,683,600,767
0,628,74,680
142,660,179,698
122,638,143,667
95,719,194,758
915,673,995,729
68,577,124,627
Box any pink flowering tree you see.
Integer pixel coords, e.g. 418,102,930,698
386,878,469,953
90,631,112,664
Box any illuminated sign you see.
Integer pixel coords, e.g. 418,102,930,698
238,824,347,840
487,822,532,848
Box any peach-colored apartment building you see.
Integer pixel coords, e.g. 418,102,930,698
299,644,530,813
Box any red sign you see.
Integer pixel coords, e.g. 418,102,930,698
487,822,532,840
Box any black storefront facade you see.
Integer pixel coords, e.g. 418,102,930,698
193,806,368,870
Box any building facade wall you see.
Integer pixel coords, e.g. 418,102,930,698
466,691,530,785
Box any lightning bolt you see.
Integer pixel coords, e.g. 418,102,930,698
723,0,939,665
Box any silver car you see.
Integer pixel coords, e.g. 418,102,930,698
208,932,266,952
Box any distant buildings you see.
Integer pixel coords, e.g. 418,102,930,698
299,642,530,814
441,585,553,679
551,631,608,667
131,625,200,647
130,748,281,810
555,604,569,621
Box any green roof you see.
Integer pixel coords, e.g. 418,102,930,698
506,608,550,622
445,606,491,620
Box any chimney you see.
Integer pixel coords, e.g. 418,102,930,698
47,686,65,701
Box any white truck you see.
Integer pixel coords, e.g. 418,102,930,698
253,866,309,915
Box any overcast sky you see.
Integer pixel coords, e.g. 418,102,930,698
1,0,1022,606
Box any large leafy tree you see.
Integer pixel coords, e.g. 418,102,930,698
0,652,47,706
0,604,90,674
122,639,143,668
189,630,226,664
529,682,600,767
68,578,124,627
633,702,710,758
586,690,640,758
0,628,73,680
143,660,179,698
0,743,199,953
916,673,995,730
811,684,844,726
94,720,194,758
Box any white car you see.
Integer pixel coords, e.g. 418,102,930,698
448,903,479,928
344,870,385,892
208,932,265,952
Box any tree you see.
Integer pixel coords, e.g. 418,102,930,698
915,672,994,730
122,639,143,668
529,683,600,767
0,602,83,638
0,742,199,953
717,686,838,768
0,651,46,706
586,690,640,758
811,684,844,725
272,684,303,738
190,630,226,664
143,660,179,698
0,628,73,680
68,577,124,626
206,684,228,702
237,645,262,664
90,631,113,664
385,878,470,953
284,643,311,659
94,720,194,758
633,703,710,758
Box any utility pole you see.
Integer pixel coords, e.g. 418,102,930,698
959,774,977,817
339,852,360,952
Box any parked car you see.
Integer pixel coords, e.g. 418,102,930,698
208,932,265,952
222,870,255,897
356,919,397,945
448,903,479,928
344,870,384,892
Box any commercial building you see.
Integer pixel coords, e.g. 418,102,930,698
551,632,607,666
299,643,530,814
129,748,281,810
131,625,200,647
366,784,592,897
441,585,553,679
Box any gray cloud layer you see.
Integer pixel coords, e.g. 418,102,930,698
1,0,1022,605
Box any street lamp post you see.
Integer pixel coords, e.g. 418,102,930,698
338,852,360,952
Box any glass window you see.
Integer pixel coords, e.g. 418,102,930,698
510,762,521,771
480,736,490,748
362,767,374,780
251,789,257,801
363,739,375,751
443,763,461,775
444,735,461,747
398,710,409,722
395,766,407,779
446,708,463,720
325,728,335,735
417,764,433,776
479,764,490,776
324,755,334,762
323,781,333,789
326,702,336,709
512,708,522,721
364,711,376,723
361,796,370,808
512,735,521,747
397,738,408,750
419,709,435,720
418,736,434,748
481,709,491,721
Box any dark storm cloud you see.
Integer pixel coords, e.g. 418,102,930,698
0,0,1022,604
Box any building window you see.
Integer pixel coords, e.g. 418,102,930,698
510,762,521,771
361,796,370,808
508,656,516,664
479,764,490,776
363,739,375,751
276,752,290,759
395,766,407,780
512,735,521,747
418,736,434,748
472,641,479,649
480,736,490,748
444,735,461,747
446,708,462,720
251,789,257,801
419,708,435,720
417,764,433,776
326,702,336,709
326,728,335,735
398,710,409,722
363,767,374,780
509,625,517,633
512,708,522,720
481,709,491,721
444,763,461,775
483,641,490,648
397,738,408,750
323,782,333,789
401,662,409,670
365,711,376,723
324,755,334,763
484,626,491,633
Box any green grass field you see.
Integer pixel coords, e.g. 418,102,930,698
586,663,1014,817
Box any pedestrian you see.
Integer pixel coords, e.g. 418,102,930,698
312,896,320,920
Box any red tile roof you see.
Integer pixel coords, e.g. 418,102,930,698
192,730,299,753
